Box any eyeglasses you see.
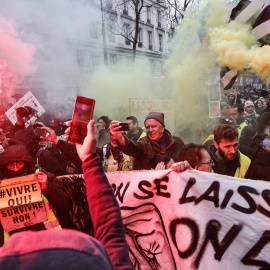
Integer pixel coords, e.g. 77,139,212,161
199,160,214,166
145,124,161,131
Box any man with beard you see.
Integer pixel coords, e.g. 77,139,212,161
208,124,251,178
125,116,146,141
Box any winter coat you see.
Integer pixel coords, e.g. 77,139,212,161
82,153,133,270
119,129,184,170
248,133,270,181
56,139,83,174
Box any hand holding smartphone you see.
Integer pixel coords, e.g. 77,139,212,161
68,96,95,144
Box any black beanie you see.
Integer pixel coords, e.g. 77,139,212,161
144,112,165,126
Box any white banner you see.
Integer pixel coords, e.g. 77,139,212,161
107,169,270,269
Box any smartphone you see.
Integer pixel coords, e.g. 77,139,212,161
34,127,46,138
118,122,130,131
68,96,95,144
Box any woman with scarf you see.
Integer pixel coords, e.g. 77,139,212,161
244,101,259,132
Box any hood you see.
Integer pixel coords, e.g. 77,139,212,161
9,126,40,157
0,144,35,170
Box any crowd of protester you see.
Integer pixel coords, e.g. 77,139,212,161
0,85,270,268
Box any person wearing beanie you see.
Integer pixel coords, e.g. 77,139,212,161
110,112,184,170
227,92,236,106
243,101,258,132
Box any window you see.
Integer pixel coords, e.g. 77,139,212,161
148,31,152,50
92,53,101,71
110,54,117,67
149,59,155,73
138,28,143,47
108,25,115,42
159,34,163,52
126,56,133,69
124,23,131,45
90,22,98,39
157,10,161,27
123,0,128,14
147,7,151,23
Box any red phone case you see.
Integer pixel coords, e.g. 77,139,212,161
68,96,95,144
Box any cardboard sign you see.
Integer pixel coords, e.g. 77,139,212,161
129,98,175,133
106,169,270,269
0,174,47,231
0,202,47,232
0,174,42,209
5,91,45,126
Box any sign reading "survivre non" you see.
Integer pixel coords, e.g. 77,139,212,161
0,175,47,231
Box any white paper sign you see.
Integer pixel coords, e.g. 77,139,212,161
5,91,45,126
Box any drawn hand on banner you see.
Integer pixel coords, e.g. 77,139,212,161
65,120,96,161
35,171,48,191
171,161,191,172
122,203,176,270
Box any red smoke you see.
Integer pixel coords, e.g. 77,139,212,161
0,16,36,100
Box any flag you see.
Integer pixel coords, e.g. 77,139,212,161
221,0,266,90
252,0,270,45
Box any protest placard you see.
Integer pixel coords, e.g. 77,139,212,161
0,174,47,231
105,169,270,269
129,98,175,132
5,91,45,126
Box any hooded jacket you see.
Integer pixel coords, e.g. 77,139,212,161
0,145,35,178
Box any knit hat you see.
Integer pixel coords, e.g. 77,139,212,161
144,112,165,126
244,101,254,109
219,116,239,127
0,229,114,270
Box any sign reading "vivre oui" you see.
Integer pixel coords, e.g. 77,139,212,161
0,175,47,231
106,169,270,270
